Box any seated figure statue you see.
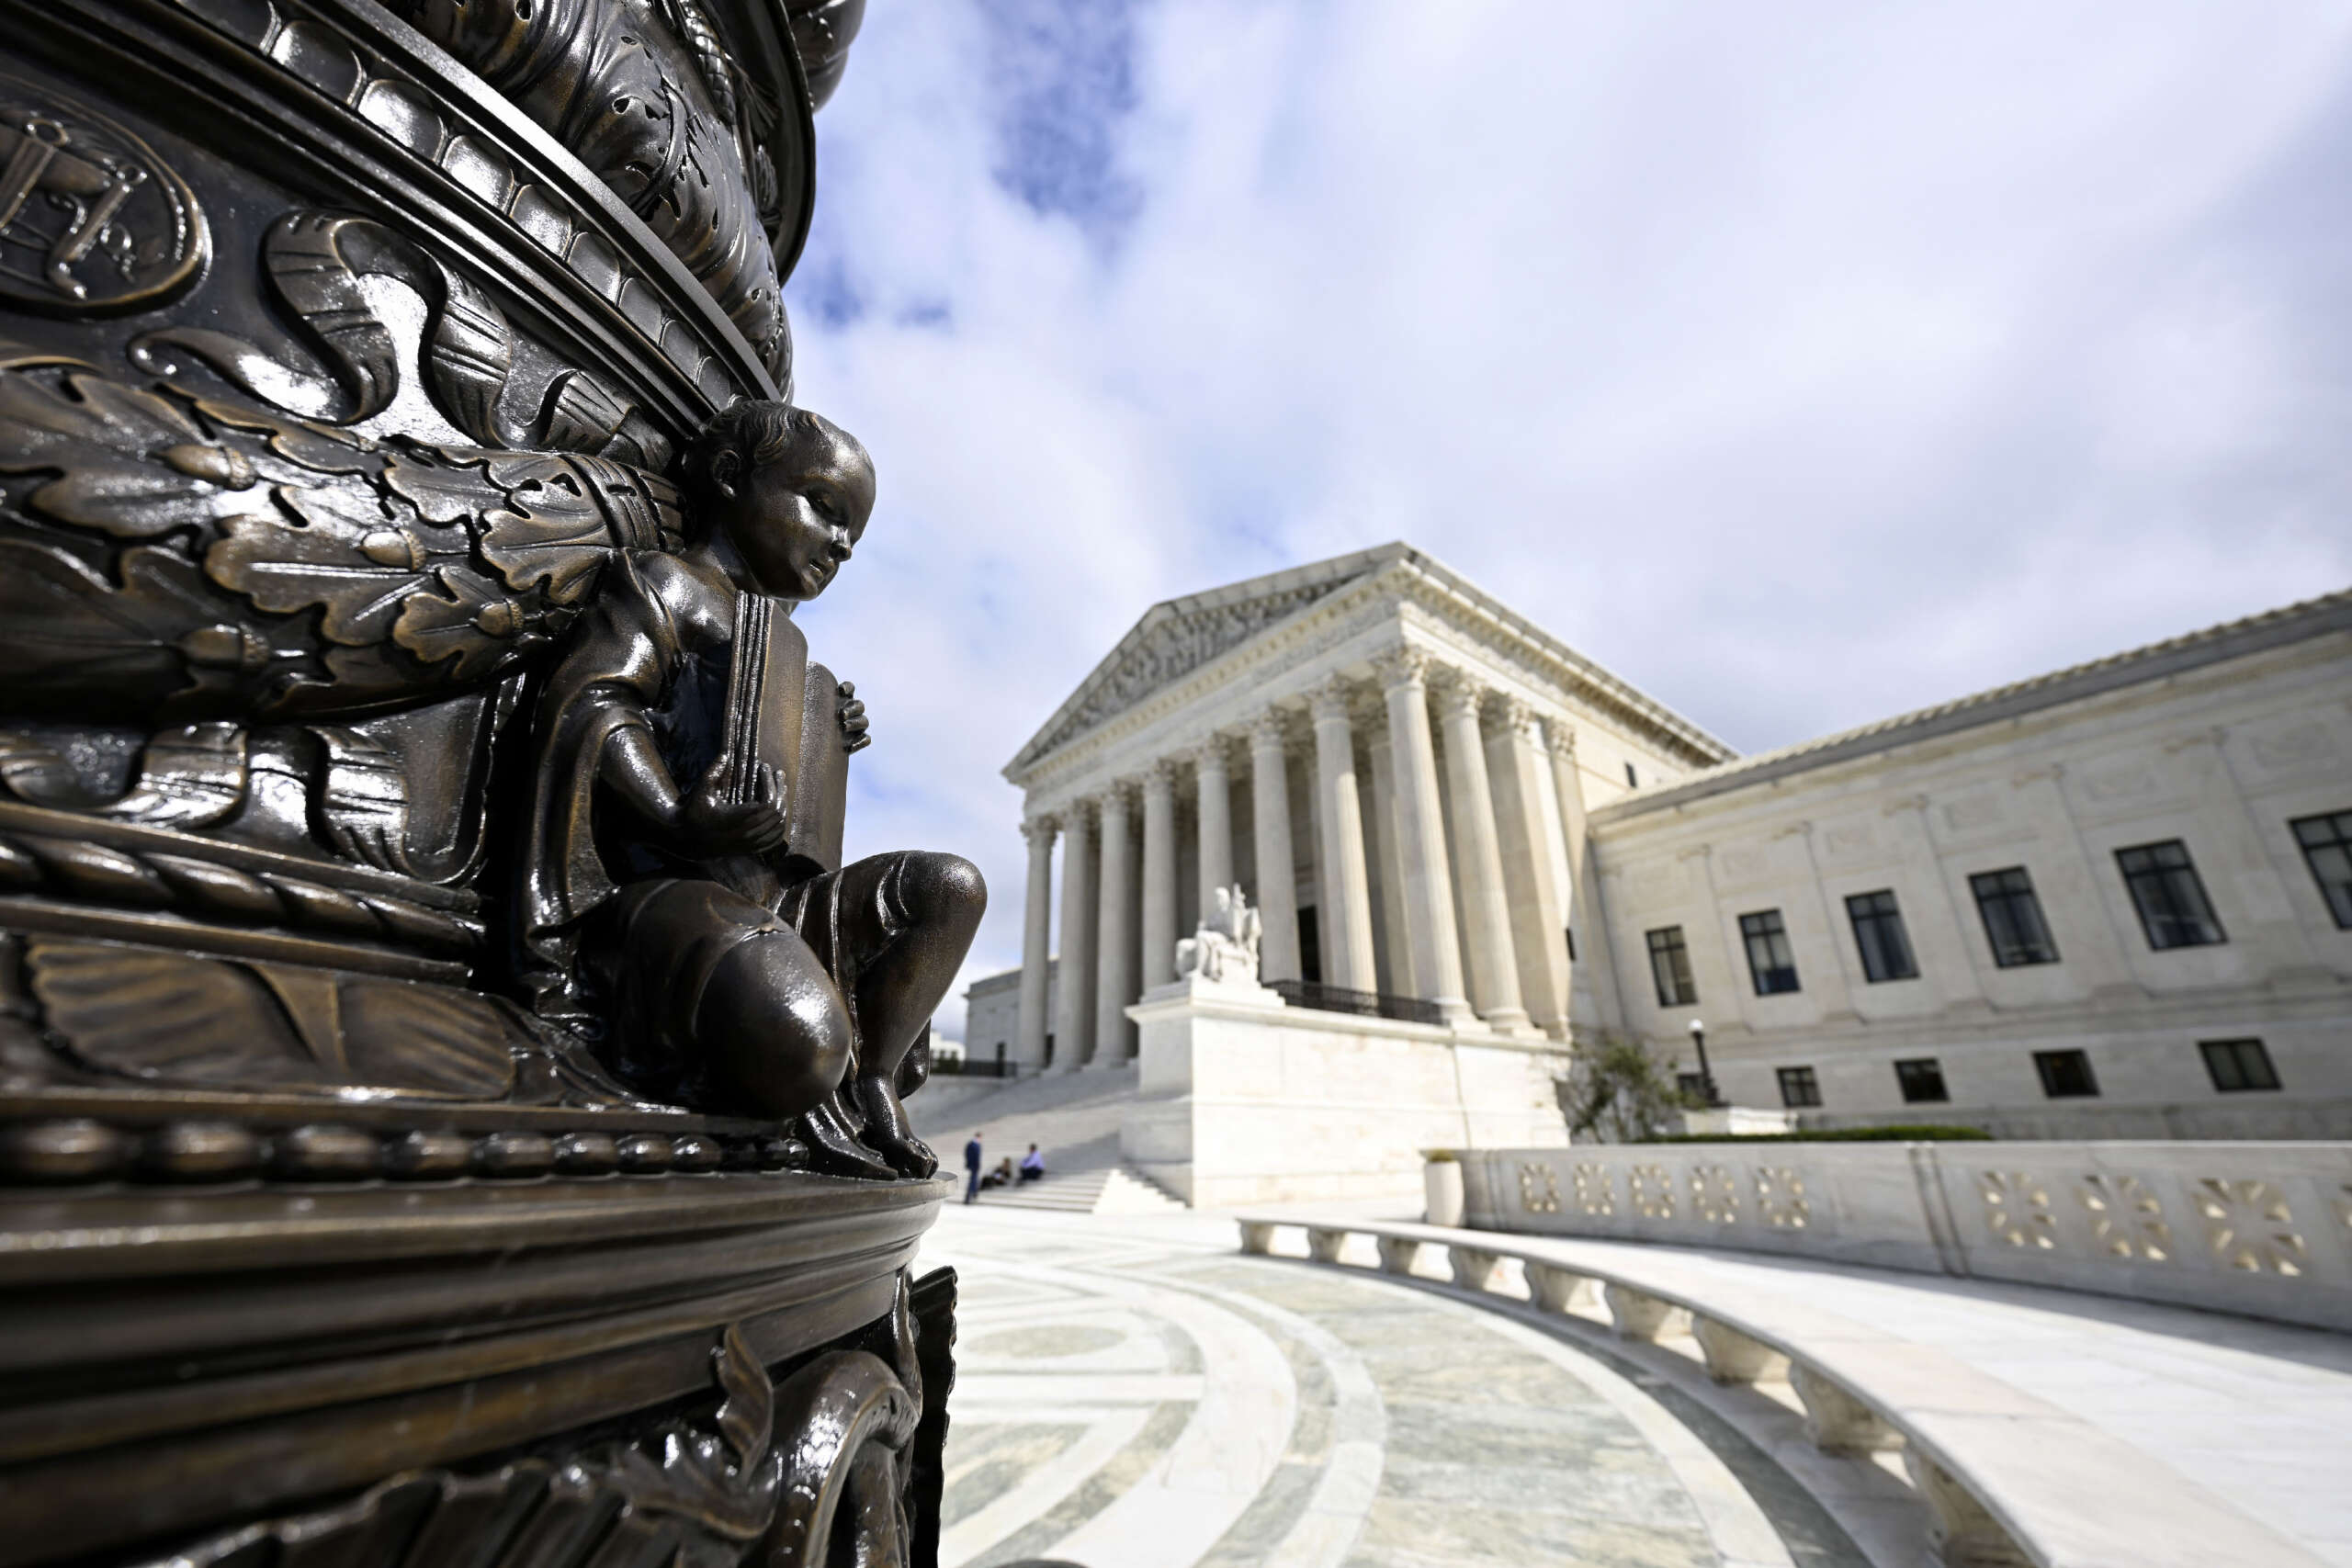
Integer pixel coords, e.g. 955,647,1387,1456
519,400,983,1179
1175,884,1263,987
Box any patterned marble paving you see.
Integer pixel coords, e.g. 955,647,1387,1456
921,1209,1869,1568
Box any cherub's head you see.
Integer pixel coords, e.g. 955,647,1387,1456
681,400,875,601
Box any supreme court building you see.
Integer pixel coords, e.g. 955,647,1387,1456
982,544,2352,1141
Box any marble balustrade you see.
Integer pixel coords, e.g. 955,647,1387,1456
1453,1139,2352,1332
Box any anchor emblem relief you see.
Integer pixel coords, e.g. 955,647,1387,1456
0,70,206,314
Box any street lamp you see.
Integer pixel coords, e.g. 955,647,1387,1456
1688,1018,1722,1107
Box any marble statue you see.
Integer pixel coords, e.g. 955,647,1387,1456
1177,883,1264,987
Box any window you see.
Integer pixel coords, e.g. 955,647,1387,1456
1970,867,2059,967
1297,906,1322,985
2291,810,2352,929
1043,1032,1055,1067
1564,924,1577,962
1739,909,1801,995
2200,1038,2281,1093
2033,1049,2098,1099
2115,840,2226,950
1845,889,1919,983
1777,1066,1822,1108
1624,761,1638,787
1645,926,1697,1007
1894,1057,1949,1103
1676,1071,1708,1101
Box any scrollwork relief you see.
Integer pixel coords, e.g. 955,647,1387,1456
147,1321,924,1568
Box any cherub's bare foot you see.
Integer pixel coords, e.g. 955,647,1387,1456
854,1075,938,1178
797,1095,895,1180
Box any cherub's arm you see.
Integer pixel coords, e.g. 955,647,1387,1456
595,715,788,856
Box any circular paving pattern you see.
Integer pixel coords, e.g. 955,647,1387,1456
922,1208,1869,1568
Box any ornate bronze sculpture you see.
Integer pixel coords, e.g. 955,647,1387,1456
0,1,982,1562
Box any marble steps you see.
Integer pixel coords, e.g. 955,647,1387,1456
978,1164,1185,1214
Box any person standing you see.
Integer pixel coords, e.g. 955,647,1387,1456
964,1130,984,1203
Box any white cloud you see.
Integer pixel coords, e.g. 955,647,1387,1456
784,1,2352,1037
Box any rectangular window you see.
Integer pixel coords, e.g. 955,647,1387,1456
2115,840,2226,950
1776,1066,1822,1108
1845,889,1919,983
1565,924,1577,962
1676,1071,1708,1101
2033,1048,2099,1099
1624,761,1638,788
1970,866,2059,967
2291,810,2352,929
1739,909,1801,995
2200,1038,2281,1093
1297,906,1322,985
1645,926,1697,1007
1894,1057,1949,1103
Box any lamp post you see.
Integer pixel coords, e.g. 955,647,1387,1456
1688,1018,1722,1107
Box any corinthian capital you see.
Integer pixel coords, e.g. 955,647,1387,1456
1307,672,1355,723
1543,719,1578,761
1022,815,1058,846
1429,666,1484,722
1191,734,1232,773
1248,706,1290,750
1370,644,1431,692
1487,694,1537,739
1143,757,1179,795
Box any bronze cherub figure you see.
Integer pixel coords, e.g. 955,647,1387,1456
520,400,982,1179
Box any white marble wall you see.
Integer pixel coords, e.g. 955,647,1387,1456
1588,630,2352,1136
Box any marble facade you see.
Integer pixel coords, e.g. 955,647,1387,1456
978,545,2352,1144
999,543,1730,1072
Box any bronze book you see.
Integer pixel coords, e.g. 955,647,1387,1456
718,592,850,874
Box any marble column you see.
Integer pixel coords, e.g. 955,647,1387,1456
1374,647,1470,1020
1432,672,1532,1032
1249,709,1303,983
1307,674,1379,992
1486,697,1572,1036
1546,722,1624,1032
1363,712,1414,998
1194,738,1234,912
1052,801,1096,1072
1140,760,1179,990
1017,816,1056,1071
1092,783,1136,1066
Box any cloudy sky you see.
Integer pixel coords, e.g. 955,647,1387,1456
783,0,2352,1039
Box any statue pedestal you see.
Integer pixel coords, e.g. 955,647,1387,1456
1120,983,1568,1208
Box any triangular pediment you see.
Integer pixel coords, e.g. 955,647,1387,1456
1008,545,1407,771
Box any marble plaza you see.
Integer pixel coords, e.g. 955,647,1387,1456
920,1202,2352,1568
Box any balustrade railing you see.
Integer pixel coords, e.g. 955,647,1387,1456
1451,1140,2352,1333
1269,979,1446,1026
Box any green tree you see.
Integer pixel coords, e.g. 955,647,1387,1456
1557,1032,1698,1144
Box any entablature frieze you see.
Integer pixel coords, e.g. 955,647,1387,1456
1010,555,1737,795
